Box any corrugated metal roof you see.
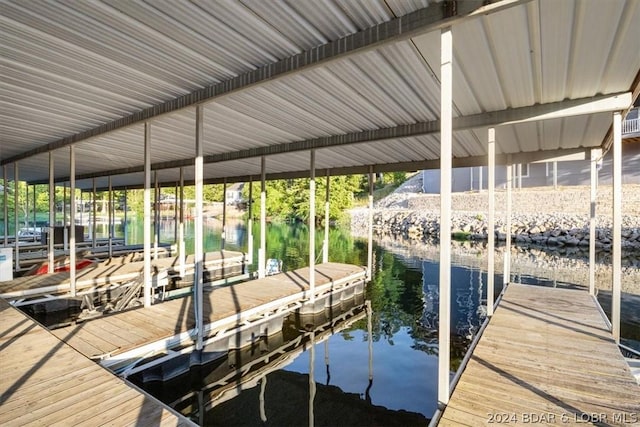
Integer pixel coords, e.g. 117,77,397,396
1,0,638,190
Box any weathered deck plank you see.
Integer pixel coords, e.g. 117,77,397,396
51,262,366,361
0,299,194,426
439,284,640,426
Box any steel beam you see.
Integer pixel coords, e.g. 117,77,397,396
3,166,7,247
69,146,76,297
108,176,113,258
14,163,19,271
48,153,54,274
309,150,316,303
438,27,452,408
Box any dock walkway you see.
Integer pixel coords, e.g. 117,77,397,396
50,262,366,370
0,250,246,301
0,298,194,426
439,284,640,426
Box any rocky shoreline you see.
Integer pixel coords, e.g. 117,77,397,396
350,209,640,252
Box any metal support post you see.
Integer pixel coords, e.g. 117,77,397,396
222,179,227,250
194,105,204,350
48,153,55,273
438,26,453,407
108,176,113,258
92,179,97,248
504,157,512,287
323,170,330,264
69,147,76,297
309,150,316,302
589,149,598,296
143,123,152,308
179,167,185,277
553,161,558,189
487,128,496,316
612,112,622,343
259,156,266,279
3,165,7,247
247,176,253,266
367,167,374,281
154,172,159,260
123,188,128,245
173,182,178,243
14,163,19,271
63,184,67,252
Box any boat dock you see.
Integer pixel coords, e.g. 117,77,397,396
439,284,640,426
0,298,194,426
49,262,366,373
0,250,247,304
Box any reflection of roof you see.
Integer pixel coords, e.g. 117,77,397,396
2,1,638,190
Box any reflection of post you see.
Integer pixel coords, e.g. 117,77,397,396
309,331,316,427
198,389,204,427
259,376,267,422
367,300,373,382
324,340,330,385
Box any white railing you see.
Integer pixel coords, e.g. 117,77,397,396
623,117,640,135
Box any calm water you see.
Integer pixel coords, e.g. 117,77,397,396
119,218,640,426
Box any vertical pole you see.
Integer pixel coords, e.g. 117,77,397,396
143,123,152,308
194,105,204,351
48,153,55,273
553,161,558,189
92,178,97,248
479,166,483,192
222,179,227,250
259,156,266,279
612,112,622,343
517,163,522,189
69,146,76,297
108,176,113,258
3,165,7,247
367,168,374,281
247,176,253,266
179,167,185,277
487,128,496,316
504,157,513,287
309,330,316,427
323,170,330,264
589,149,598,296
25,185,29,238
63,183,68,252
123,188,128,245
438,26,452,408
154,172,159,260
174,182,178,244
32,184,36,242
309,150,316,303
14,163,19,271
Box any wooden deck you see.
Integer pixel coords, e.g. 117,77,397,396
439,284,640,426
0,250,246,300
50,262,365,362
0,298,194,426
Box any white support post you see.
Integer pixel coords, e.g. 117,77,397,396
247,176,253,266
3,165,8,247
48,153,55,274
32,184,36,242
259,156,266,279
63,184,67,253
553,161,558,189
504,157,512,287
14,163,19,271
612,112,622,343
589,149,598,296
69,146,76,297
92,178,97,248
367,168,374,281
179,167,185,277
323,170,330,264
108,176,113,259
123,188,128,245
309,150,316,303
222,179,227,250
479,166,483,192
517,163,522,189
487,128,496,316
194,105,204,351
438,26,453,408
143,123,152,308
173,182,178,244
154,172,159,261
